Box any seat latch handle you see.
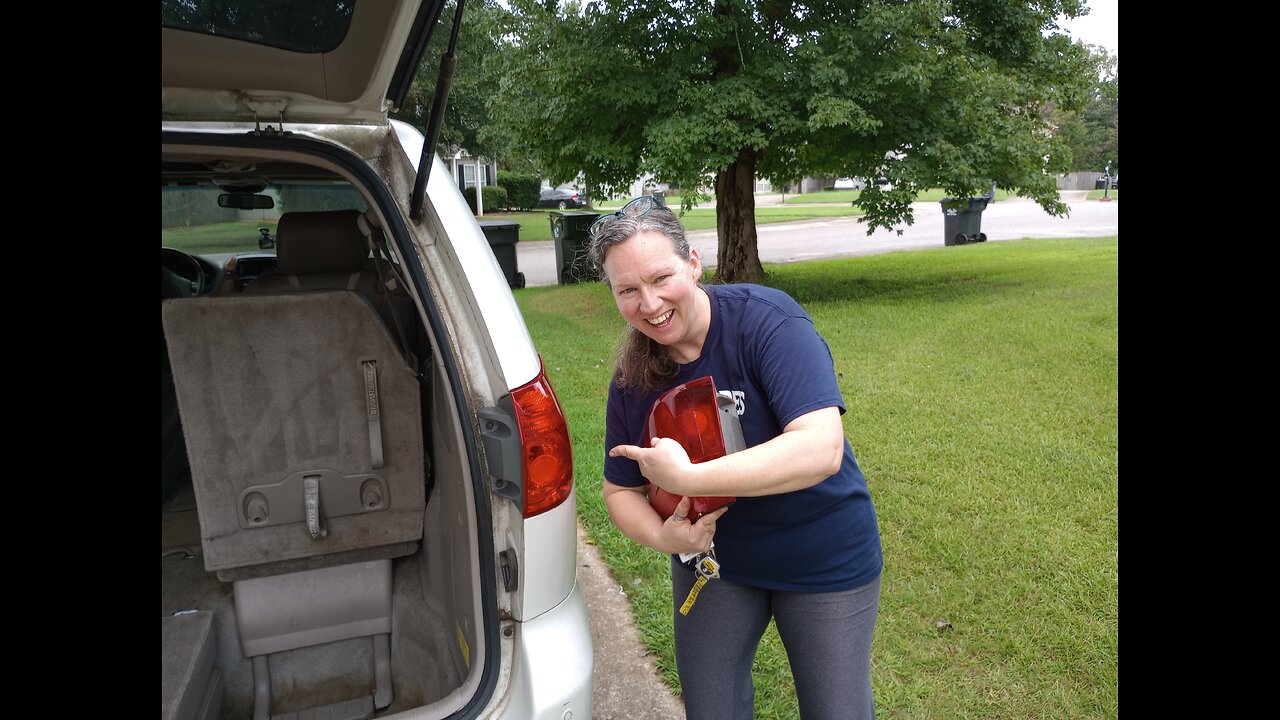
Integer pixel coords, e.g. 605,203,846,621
363,360,385,470
304,475,327,539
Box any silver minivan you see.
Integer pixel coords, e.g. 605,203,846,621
161,2,593,718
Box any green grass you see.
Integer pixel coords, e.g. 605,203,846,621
162,220,278,254
481,205,866,241
514,236,1118,719
1085,189,1119,200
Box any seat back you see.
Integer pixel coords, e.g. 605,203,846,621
162,291,425,575
243,208,421,363
243,209,380,297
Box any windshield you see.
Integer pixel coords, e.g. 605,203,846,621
161,182,368,257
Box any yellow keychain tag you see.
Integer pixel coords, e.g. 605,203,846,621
678,552,721,615
679,575,708,615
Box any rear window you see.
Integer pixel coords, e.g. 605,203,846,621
161,0,356,54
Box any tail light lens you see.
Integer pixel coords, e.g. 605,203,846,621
645,376,736,522
510,362,574,517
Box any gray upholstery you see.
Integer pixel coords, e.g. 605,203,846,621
162,611,223,720
243,209,381,298
242,209,420,363
163,214,428,717
161,291,425,574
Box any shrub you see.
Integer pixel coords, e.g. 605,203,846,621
463,185,508,213
498,171,540,211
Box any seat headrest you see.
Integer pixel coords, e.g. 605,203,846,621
275,210,368,275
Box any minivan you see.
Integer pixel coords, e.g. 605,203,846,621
161,2,593,718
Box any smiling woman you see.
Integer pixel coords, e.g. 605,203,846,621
587,196,884,720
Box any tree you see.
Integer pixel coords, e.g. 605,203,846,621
489,0,1096,282
1053,45,1118,173
392,0,510,162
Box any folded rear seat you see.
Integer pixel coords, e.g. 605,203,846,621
162,611,223,720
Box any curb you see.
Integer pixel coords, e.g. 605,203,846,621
577,523,686,719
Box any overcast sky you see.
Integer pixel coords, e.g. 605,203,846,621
1058,0,1118,55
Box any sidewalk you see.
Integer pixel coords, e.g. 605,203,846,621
577,523,686,719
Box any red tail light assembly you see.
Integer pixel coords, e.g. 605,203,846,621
508,365,575,518
644,376,743,522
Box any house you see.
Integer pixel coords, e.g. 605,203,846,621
444,150,499,212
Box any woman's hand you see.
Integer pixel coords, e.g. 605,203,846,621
659,496,728,556
608,436,698,496
602,483,728,556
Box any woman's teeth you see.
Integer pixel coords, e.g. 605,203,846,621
647,310,673,325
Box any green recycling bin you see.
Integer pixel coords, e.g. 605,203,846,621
477,220,525,289
940,196,989,246
549,210,600,284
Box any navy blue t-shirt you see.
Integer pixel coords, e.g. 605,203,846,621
604,284,883,592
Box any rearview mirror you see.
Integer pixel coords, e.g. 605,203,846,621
218,193,275,210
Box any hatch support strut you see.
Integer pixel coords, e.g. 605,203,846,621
410,0,467,222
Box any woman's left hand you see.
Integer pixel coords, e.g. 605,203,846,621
609,436,698,495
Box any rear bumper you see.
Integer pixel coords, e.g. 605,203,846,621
502,580,593,720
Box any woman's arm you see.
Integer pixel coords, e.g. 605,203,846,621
608,405,845,498
603,482,729,555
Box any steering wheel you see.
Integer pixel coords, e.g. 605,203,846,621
162,247,206,297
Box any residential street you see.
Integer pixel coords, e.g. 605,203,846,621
515,191,1117,288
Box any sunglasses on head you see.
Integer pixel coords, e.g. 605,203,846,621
588,194,667,239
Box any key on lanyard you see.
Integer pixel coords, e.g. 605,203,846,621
678,547,721,616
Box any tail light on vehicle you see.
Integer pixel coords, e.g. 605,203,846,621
510,362,574,518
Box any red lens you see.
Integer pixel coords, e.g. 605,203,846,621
510,362,574,518
645,376,735,521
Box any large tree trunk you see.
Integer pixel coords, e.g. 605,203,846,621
714,147,764,284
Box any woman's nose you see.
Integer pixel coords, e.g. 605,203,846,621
637,287,661,314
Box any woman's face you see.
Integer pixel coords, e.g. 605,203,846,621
602,230,709,363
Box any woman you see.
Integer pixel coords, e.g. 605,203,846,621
589,196,883,720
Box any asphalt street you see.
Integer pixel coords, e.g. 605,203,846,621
514,191,1117,288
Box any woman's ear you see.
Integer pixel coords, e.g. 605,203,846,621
688,248,703,276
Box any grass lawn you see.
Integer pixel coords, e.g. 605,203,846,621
479,204,866,241
1085,189,1119,200
514,236,1118,719
164,205,867,252
162,219,279,255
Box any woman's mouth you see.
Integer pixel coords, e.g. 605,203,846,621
646,310,674,327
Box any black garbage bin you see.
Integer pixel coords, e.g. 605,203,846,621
940,196,990,246
549,210,600,284
477,220,525,289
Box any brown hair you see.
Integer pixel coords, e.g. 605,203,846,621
587,199,695,392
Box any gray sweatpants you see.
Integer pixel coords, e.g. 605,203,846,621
670,557,881,720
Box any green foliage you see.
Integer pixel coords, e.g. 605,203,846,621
463,184,509,213
516,237,1118,718
1052,46,1119,172
498,171,542,210
392,0,510,160
490,0,1097,269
